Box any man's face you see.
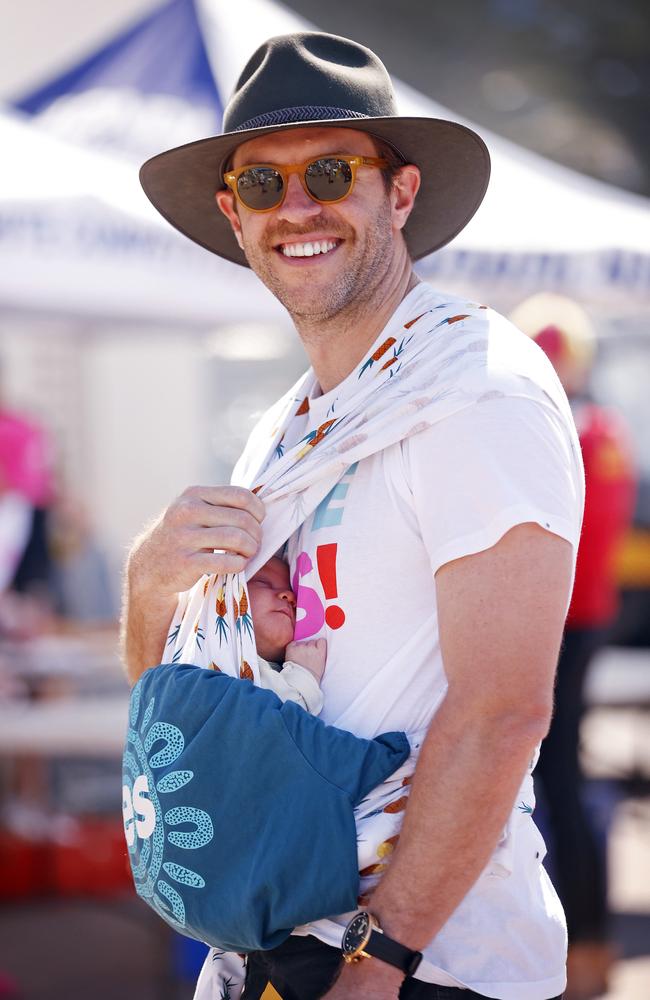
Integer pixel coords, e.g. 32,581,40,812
247,557,296,663
215,127,402,323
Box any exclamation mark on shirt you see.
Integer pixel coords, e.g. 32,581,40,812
317,543,346,629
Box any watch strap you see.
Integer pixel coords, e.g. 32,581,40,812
365,927,423,977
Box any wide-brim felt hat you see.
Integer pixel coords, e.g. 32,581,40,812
140,31,491,268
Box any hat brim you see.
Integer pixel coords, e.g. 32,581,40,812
140,117,490,268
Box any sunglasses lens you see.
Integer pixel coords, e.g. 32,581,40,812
237,167,284,209
305,158,353,202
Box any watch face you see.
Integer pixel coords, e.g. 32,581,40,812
342,912,371,957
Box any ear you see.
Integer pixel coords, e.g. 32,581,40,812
390,164,421,233
215,190,244,249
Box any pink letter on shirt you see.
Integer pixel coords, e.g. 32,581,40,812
292,551,325,640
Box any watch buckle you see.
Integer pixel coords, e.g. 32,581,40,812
343,948,371,964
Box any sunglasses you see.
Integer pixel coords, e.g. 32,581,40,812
223,154,389,212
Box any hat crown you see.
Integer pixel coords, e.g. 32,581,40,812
223,32,399,133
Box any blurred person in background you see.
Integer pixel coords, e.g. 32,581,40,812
0,384,115,633
48,493,117,625
511,293,637,1000
0,470,31,598
0,396,55,1000
0,392,55,637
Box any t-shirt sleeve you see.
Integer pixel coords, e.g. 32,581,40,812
403,394,584,577
258,659,324,715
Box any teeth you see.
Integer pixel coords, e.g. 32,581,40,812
281,240,338,258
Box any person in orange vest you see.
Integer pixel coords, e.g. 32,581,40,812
511,293,637,1000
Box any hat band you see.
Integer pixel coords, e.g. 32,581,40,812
233,105,369,131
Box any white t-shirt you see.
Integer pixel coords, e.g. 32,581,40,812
277,321,583,999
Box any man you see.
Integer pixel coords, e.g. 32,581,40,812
123,31,583,1000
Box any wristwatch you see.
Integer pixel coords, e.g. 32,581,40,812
341,911,423,977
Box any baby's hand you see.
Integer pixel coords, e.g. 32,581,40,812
285,638,327,683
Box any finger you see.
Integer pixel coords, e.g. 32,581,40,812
175,501,264,544
182,485,266,523
192,525,260,559
196,551,249,576
199,505,264,542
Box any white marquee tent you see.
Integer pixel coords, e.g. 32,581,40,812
1,0,649,326
0,107,283,325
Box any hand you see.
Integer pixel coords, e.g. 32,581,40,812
323,959,404,999
285,637,327,682
127,485,265,600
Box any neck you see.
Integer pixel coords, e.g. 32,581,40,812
291,251,420,394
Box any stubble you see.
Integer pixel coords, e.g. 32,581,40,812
240,197,396,328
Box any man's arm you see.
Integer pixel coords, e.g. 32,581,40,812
325,522,573,999
120,485,265,685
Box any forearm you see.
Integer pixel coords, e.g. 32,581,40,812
120,557,177,686
370,691,547,949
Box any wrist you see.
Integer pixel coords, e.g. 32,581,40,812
340,956,405,987
342,910,422,978
126,555,175,609
369,887,434,953
371,915,420,952
298,662,324,683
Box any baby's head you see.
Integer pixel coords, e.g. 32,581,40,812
247,557,296,663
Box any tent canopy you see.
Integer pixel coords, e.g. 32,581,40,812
3,0,649,322
0,107,282,324
13,0,221,165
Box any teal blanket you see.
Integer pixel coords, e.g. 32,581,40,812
122,662,409,952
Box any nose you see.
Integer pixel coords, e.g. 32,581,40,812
276,171,322,222
278,588,296,608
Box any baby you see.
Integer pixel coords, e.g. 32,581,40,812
247,556,326,715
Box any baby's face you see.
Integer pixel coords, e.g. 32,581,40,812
248,557,296,662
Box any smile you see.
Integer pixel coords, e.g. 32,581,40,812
279,239,339,258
